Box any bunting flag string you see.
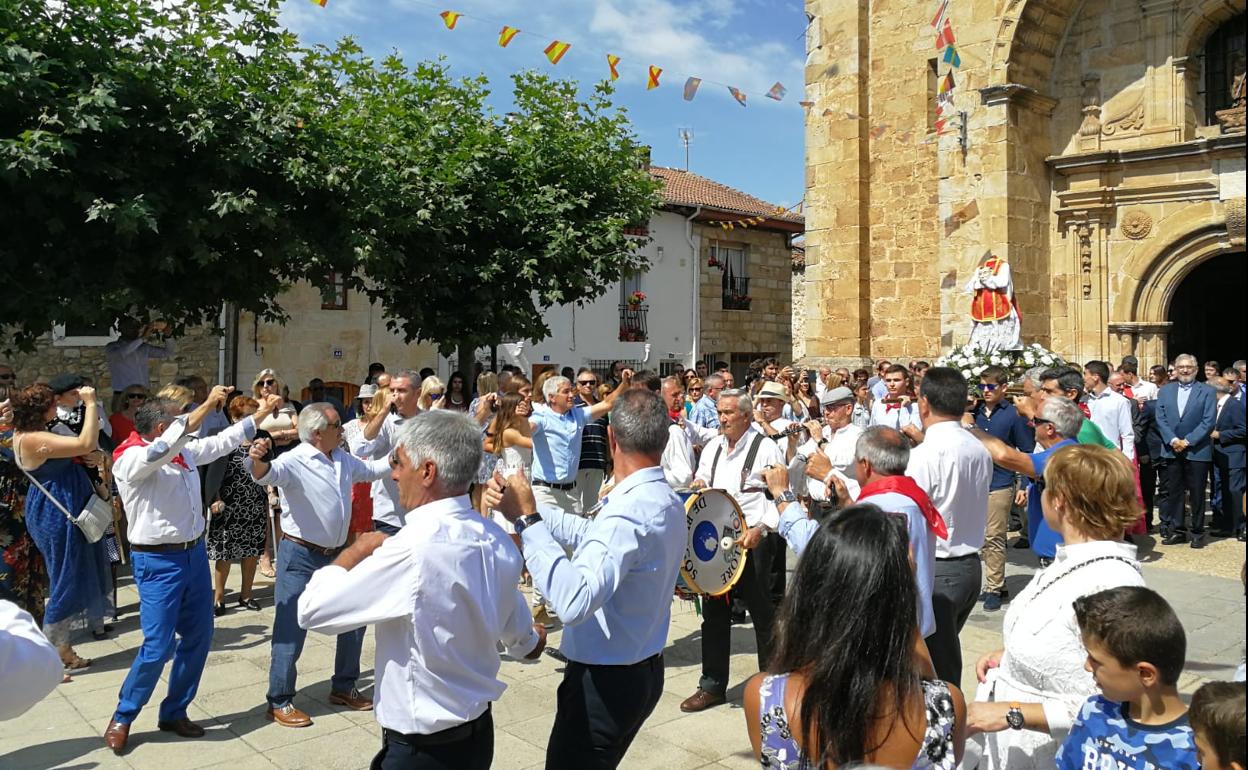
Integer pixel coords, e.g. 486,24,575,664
935,18,955,50
607,54,621,81
646,65,662,90
683,77,702,101
728,87,747,107
942,43,961,68
544,40,571,65
708,202,803,229
498,25,519,47
440,10,461,29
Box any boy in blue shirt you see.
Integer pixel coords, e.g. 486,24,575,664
1057,586,1199,770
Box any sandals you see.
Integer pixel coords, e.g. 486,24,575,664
258,557,276,579
61,651,92,672
238,597,261,611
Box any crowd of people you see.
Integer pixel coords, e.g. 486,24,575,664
0,340,1245,770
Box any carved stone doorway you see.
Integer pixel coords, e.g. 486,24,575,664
1168,251,1247,367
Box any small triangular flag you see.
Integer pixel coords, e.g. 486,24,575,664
310,0,326,6
439,10,461,29
728,87,747,106
647,65,662,90
498,26,519,47
544,41,571,65
765,82,787,101
683,77,702,101
606,54,621,81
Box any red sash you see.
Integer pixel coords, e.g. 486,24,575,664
113,431,190,470
858,475,949,539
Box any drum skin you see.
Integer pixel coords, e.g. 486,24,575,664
679,488,748,596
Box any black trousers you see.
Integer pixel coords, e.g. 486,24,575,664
371,709,493,770
1212,454,1245,534
1160,457,1211,535
925,554,981,685
373,520,401,536
546,654,664,770
698,532,782,695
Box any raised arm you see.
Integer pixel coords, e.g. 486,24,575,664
966,426,1038,477
588,370,633,420
16,387,100,461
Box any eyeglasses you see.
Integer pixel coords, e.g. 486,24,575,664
127,393,147,401
260,379,277,387
325,421,342,429
578,379,597,386
1032,417,1054,427
977,383,999,391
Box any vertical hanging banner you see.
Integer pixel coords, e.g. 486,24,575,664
765,82,787,101
607,54,621,80
683,77,702,101
544,40,571,65
728,86,747,106
647,65,662,90
440,10,461,29
498,26,520,47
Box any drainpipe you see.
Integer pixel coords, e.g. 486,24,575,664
217,303,228,385
684,205,703,367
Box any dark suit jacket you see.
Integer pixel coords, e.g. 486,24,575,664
1213,395,1247,469
1156,381,1217,461
1140,400,1166,460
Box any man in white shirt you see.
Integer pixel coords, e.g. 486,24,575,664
350,370,423,535
1083,360,1136,460
659,377,716,488
298,410,544,770
870,364,924,444
680,389,787,713
249,403,392,729
0,600,62,721
904,367,993,685
1119,358,1157,401
106,386,274,754
796,386,864,511
103,316,176,396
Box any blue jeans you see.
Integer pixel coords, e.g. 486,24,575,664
267,538,364,707
114,543,213,724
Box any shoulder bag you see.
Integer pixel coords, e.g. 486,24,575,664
15,437,112,543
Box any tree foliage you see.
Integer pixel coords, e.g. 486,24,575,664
0,0,661,354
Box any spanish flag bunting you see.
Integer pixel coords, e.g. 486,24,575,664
647,65,662,90
683,77,702,101
930,0,949,29
309,0,326,6
728,86,747,106
765,82,787,101
935,18,955,49
606,54,621,81
544,40,571,65
943,43,961,68
498,26,520,47
440,10,461,29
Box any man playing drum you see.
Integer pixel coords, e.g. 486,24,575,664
680,389,787,713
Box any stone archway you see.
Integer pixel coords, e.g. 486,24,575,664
1168,251,1247,365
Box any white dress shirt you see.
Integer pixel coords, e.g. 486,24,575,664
1130,380,1158,401
0,600,62,721
1085,389,1136,460
661,419,719,488
252,443,391,549
797,422,864,501
103,336,176,391
114,416,255,545
348,411,409,529
870,400,923,431
297,495,539,735
694,426,785,529
906,420,993,558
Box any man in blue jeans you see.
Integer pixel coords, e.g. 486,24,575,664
249,402,392,728
107,387,276,754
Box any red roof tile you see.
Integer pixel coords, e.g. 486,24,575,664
650,166,805,225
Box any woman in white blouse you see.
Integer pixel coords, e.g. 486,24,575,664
968,443,1145,769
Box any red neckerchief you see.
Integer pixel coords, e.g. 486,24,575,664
1078,402,1092,419
885,401,903,411
858,475,949,539
113,430,190,470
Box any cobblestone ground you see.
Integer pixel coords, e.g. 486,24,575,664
2,534,1243,770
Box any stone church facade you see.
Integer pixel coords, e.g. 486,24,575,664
799,0,1246,369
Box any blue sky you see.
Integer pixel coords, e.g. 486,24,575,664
279,0,808,209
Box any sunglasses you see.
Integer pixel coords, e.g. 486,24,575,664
260,379,277,387
977,383,999,391
127,393,147,401
1033,417,1054,427
577,379,597,386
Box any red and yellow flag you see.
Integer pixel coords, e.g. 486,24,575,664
498,26,520,47
544,41,571,65
606,54,621,81
310,0,327,7
440,10,461,29
646,65,662,90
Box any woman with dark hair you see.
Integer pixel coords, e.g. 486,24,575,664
744,503,966,769
10,383,113,672
444,371,470,412
203,396,267,616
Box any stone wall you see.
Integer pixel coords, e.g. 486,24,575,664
697,223,793,361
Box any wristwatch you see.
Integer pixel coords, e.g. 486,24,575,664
775,490,797,504
513,513,543,535
1005,703,1025,730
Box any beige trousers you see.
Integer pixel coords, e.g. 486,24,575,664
981,487,1015,594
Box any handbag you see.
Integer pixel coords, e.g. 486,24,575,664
20,466,113,544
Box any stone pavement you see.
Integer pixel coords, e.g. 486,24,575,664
2,541,1243,770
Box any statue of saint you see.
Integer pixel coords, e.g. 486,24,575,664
964,252,1021,353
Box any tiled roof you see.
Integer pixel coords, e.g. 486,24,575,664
650,166,805,225
792,246,806,269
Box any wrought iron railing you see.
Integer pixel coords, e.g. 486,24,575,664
722,275,751,310
618,303,648,341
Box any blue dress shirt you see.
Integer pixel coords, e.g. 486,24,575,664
690,395,720,430
1177,382,1193,415
529,406,592,484
526,466,685,665
1027,438,1079,560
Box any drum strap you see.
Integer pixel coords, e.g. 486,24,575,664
710,434,766,489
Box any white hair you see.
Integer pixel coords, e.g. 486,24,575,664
396,410,482,494
297,403,338,442
719,388,752,414
542,375,570,401
1040,397,1084,439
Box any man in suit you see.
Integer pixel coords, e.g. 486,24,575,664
1209,376,1246,541
1155,353,1218,548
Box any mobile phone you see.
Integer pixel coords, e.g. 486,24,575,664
253,429,277,462
805,370,817,390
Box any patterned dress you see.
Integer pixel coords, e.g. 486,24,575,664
0,427,48,620
757,674,957,770
206,447,267,561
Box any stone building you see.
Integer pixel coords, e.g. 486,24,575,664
800,0,1246,368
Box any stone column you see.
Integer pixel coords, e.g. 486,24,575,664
1066,212,1112,362
1107,321,1173,370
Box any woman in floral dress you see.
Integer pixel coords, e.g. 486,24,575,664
204,397,267,615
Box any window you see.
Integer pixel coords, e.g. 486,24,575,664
321,272,348,310
1201,14,1246,125
52,321,117,347
710,241,747,278
618,270,644,305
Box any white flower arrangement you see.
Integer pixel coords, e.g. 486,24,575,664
934,343,1068,391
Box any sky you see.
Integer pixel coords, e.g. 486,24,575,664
278,0,809,209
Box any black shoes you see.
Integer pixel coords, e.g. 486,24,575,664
1162,532,1187,546
238,597,261,611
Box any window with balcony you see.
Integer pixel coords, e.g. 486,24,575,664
618,270,647,341
321,272,348,310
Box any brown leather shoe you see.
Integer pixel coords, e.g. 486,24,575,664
328,688,373,711
157,718,206,738
104,719,130,754
679,689,726,713
265,704,313,728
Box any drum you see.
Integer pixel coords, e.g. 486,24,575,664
679,488,748,597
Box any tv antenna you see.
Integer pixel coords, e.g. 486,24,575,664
678,128,693,171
